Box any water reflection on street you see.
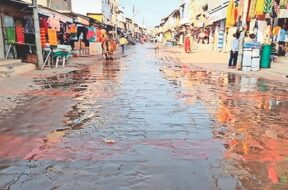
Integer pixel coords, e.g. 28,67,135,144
0,45,287,190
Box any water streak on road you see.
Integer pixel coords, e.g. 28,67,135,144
0,45,287,190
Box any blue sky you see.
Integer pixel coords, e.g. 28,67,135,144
120,0,179,28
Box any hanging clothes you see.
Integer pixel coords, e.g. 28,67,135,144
255,0,265,16
24,18,35,34
48,29,58,46
6,27,16,44
264,0,273,13
279,0,288,9
273,26,281,36
47,16,60,32
16,25,25,44
226,0,236,28
70,24,77,34
40,28,47,47
87,26,96,42
249,0,257,19
40,17,48,34
256,20,267,43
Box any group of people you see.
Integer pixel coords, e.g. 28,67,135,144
228,23,288,68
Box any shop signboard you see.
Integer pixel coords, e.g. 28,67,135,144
207,0,228,25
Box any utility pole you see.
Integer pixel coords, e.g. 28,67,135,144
236,0,249,70
32,0,44,69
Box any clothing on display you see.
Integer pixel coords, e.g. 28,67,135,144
87,26,96,42
70,24,77,33
47,16,60,32
256,20,267,43
16,25,25,44
249,0,257,19
3,16,14,27
40,28,47,47
255,0,265,16
226,0,236,28
6,27,16,44
279,0,288,9
48,29,58,46
24,18,35,34
264,0,273,13
273,26,281,35
278,28,288,42
40,17,48,33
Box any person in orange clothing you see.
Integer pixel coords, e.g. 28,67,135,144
184,35,191,53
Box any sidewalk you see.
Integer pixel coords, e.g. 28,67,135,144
158,45,288,83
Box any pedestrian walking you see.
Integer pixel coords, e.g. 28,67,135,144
228,33,240,68
119,35,128,53
184,35,191,53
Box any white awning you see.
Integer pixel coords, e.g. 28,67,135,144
38,7,73,23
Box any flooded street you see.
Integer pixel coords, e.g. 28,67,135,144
0,45,287,190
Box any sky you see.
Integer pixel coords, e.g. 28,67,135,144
119,0,179,28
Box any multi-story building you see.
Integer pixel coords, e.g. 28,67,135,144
71,0,110,24
21,0,72,11
190,0,208,28
179,0,191,25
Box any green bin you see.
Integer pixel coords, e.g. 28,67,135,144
260,45,272,68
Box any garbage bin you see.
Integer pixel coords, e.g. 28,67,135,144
260,45,272,68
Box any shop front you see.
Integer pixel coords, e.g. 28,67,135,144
207,0,229,52
0,0,35,61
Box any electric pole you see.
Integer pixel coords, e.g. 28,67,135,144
236,0,249,70
32,0,44,69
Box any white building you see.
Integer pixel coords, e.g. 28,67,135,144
179,0,191,25
71,0,110,24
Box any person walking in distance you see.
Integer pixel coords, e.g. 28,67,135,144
228,33,239,68
119,35,128,54
184,35,191,53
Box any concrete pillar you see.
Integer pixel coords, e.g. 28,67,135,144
0,16,5,59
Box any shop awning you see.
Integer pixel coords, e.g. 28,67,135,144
38,6,73,23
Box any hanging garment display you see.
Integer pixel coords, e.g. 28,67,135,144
47,16,60,32
16,25,25,44
279,0,288,9
226,0,236,28
264,0,273,13
255,0,265,16
70,24,77,34
48,29,58,46
3,16,14,27
256,20,267,43
40,28,47,47
6,27,16,44
24,18,35,34
249,0,257,19
87,26,96,42
40,17,48,33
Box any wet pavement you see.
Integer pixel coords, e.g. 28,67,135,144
0,44,287,190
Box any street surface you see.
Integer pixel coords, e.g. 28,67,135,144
0,44,287,190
